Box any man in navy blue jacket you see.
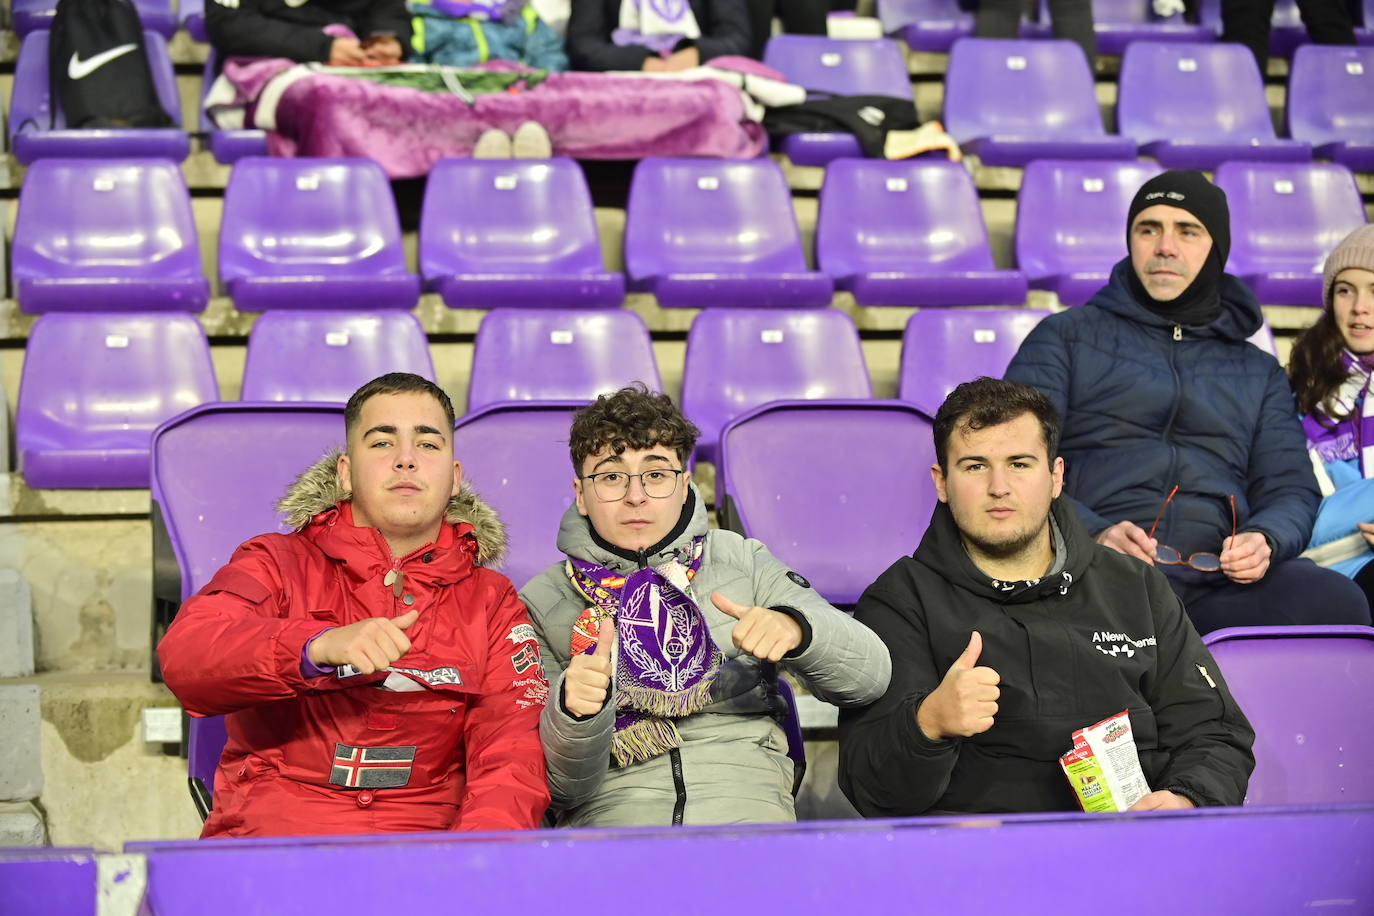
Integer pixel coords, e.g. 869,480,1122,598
1005,170,1370,633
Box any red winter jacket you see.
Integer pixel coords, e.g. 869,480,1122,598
158,454,549,837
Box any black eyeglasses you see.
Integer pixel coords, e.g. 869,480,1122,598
1147,485,1236,572
582,468,686,502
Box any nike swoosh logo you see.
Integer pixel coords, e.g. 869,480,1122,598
68,44,139,80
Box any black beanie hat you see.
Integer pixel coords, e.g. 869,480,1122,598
1126,170,1230,268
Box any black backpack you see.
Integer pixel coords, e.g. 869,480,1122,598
48,0,175,129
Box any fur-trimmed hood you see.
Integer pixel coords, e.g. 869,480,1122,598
276,449,508,567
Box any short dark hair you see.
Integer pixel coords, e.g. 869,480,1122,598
568,383,699,473
933,377,1061,472
344,373,456,438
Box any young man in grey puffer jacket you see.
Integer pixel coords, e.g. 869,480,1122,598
520,385,891,827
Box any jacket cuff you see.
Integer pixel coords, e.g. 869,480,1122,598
558,679,605,723
902,692,959,757
1163,783,1207,808
770,605,813,658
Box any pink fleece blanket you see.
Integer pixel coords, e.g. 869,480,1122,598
216,59,766,178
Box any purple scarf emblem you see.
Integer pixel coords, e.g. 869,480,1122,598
1305,350,1374,477
566,536,722,766
648,0,688,23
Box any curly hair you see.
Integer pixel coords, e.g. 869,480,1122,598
345,373,456,438
568,383,699,473
933,377,1061,472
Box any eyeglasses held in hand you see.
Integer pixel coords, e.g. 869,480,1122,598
1147,484,1236,572
582,468,686,502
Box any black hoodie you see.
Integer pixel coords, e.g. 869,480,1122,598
838,498,1254,816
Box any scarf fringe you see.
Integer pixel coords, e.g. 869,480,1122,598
611,717,682,767
617,673,718,720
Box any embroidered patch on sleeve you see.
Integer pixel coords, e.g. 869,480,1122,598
786,571,812,589
510,642,542,676
329,744,416,789
506,623,537,645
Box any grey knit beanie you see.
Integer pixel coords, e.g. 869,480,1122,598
1324,224,1374,308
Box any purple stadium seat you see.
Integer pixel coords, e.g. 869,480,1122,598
680,309,872,465
1015,159,1164,305
181,0,208,42
774,676,807,795
219,158,421,312
624,158,834,309
816,158,1028,307
943,38,1137,166
1085,0,1216,55
466,309,660,413
200,51,269,165
419,159,625,309
1116,42,1312,168
1287,45,1374,173
1214,161,1367,306
1249,320,1278,356
17,314,219,489
1361,0,1374,44
241,312,436,402
452,401,585,590
878,0,974,52
717,400,937,605
150,402,349,814
1203,626,1374,804
0,848,96,916
762,36,914,166
13,0,177,37
898,308,1052,416
12,159,209,314
8,30,189,164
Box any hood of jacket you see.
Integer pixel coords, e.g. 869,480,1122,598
277,449,508,567
553,482,710,571
1090,258,1262,342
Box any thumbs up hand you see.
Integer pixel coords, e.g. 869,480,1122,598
563,617,616,718
915,631,1001,741
711,592,804,662
306,609,420,674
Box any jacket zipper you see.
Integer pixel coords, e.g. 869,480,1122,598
669,747,686,825
1159,324,1185,541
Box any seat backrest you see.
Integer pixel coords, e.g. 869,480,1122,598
877,0,970,33
624,158,810,279
818,158,998,278
1203,626,1374,805
219,157,410,283
242,311,436,402
9,28,181,139
1117,42,1275,142
1216,162,1367,276
467,309,660,413
1015,159,1164,278
898,308,1052,416
943,38,1105,143
681,309,872,459
1287,45,1374,146
13,158,202,284
718,401,937,605
452,402,585,590
419,158,606,281
762,35,913,99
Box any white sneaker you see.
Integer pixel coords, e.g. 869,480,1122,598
473,128,512,158
511,120,552,159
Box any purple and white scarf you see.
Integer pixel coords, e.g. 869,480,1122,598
1304,350,1374,478
566,536,722,766
613,0,701,56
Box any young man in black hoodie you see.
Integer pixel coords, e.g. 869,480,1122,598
838,377,1254,818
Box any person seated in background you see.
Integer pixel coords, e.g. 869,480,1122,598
1286,226,1374,608
839,378,1254,817
1005,170,1371,634
565,0,750,71
158,373,548,837
409,0,569,71
207,0,411,67
522,384,891,826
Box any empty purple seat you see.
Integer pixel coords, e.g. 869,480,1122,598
219,158,421,312
200,51,269,165
13,159,209,314
1087,0,1215,55
681,309,872,465
0,848,97,915
12,0,177,37
718,400,937,604
1015,159,1164,305
1203,626,1374,804
899,308,1052,416
624,158,834,309
1287,45,1374,173
419,159,624,309
467,309,660,412
453,401,585,590
878,0,974,52
943,38,1137,166
181,0,208,42
817,158,1028,307
762,36,913,166
8,30,188,164
18,314,219,489
242,312,436,402
1214,161,1366,306
1117,42,1312,168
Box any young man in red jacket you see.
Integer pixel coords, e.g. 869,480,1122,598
159,373,549,837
